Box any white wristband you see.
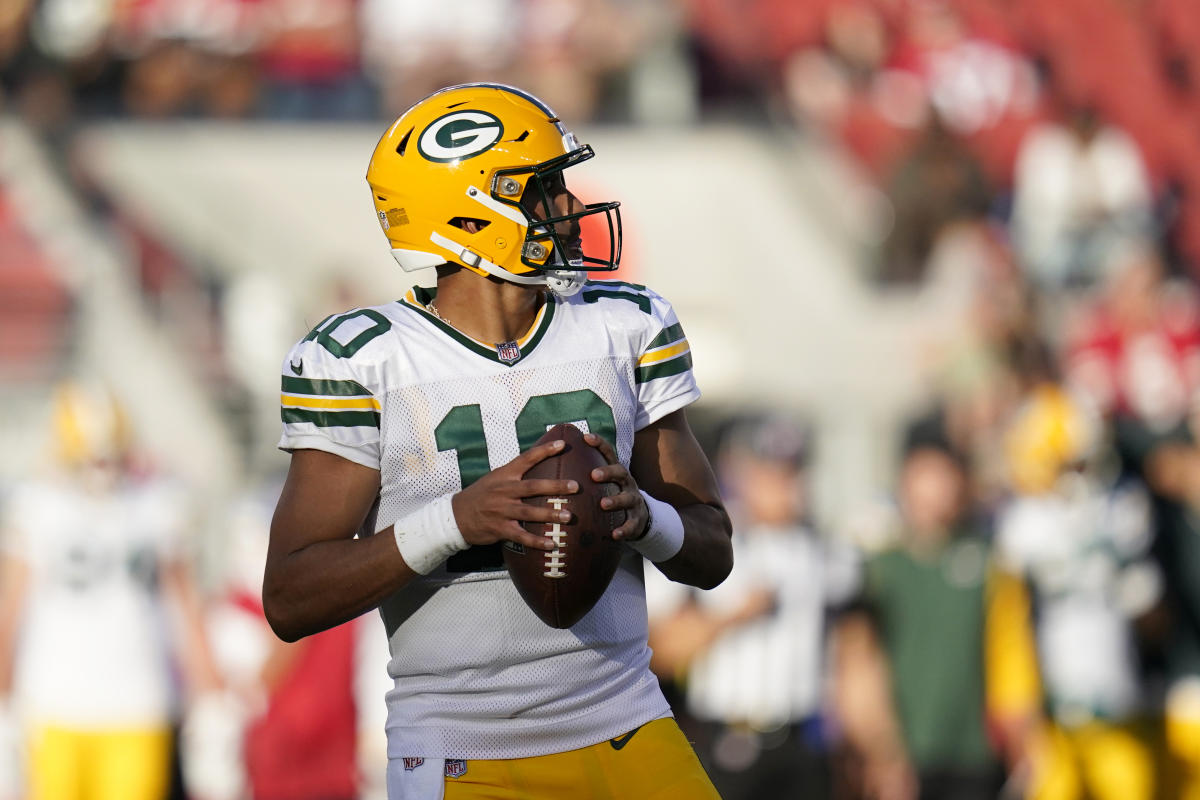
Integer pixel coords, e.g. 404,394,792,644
629,491,685,562
392,494,469,575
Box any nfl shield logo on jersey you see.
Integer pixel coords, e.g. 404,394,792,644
496,340,521,364
402,757,424,771
444,760,468,778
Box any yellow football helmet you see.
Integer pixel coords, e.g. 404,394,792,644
1004,384,1099,495
366,83,622,297
51,380,131,468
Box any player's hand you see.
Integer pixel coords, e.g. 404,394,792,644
451,439,578,551
583,432,648,541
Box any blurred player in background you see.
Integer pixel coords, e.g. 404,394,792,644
834,441,1004,800
647,413,858,800
264,83,733,799
995,381,1161,800
0,380,224,800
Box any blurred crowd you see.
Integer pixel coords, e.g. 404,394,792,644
0,0,659,129
4,0,1200,799
663,2,1200,800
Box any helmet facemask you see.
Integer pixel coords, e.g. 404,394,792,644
491,145,622,296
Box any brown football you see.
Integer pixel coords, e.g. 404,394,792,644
504,423,626,629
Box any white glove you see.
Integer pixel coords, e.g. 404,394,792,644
180,691,246,800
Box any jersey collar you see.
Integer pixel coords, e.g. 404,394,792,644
400,286,556,366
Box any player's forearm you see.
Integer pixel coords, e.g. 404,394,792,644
653,502,732,589
160,561,223,694
263,527,415,642
0,557,29,694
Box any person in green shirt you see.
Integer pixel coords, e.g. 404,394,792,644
834,441,1002,800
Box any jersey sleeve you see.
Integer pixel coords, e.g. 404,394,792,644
634,289,701,429
277,322,383,470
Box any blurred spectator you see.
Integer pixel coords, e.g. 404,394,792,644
878,113,992,285
834,442,1003,800
783,1,910,175
1065,241,1200,438
0,380,224,800
647,413,857,800
208,480,363,800
882,0,1038,178
1011,104,1154,291
112,0,261,119
913,229,1038,511
257,0,373,120
359,0,521,116
509,0,649,124
995,381,1161,800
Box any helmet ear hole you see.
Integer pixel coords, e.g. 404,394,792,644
448,217,491,233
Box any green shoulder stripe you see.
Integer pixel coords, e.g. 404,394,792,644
646,323,685,351
282,376,372,397
582,289,651,314
635,352,693,384
282,407,380,428
587,278,647,292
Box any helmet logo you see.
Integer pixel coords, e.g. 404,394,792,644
417,111,504,163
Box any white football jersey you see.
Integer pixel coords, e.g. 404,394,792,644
278,280,699,759
996,479,1158,720
1,476,185,727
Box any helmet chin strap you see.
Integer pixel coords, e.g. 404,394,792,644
544,270,585,297
426,231,588,296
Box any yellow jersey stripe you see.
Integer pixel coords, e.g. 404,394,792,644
281,394,381,411
638,339,690,366
404,288,548,350
517,302,548,347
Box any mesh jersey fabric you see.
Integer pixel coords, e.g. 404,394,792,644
277,279,699,759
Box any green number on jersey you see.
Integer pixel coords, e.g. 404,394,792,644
436,390,616,488
515,390,616,452
304,309,392,358
436,390,617,573
434,405,490,488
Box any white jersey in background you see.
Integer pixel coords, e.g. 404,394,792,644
647,524,859,730
1,476,185,727
996,479,1161,721
278,280,699,760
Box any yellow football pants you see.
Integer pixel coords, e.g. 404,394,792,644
1031,720,1155,800
26,724,171,800
441,718,720,800
1167,709,1200,800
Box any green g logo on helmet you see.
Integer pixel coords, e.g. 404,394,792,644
417,110,504,163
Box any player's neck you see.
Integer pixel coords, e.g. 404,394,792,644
432,271,546,344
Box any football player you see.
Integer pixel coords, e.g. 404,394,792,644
0,381,225,800
265,83,732,799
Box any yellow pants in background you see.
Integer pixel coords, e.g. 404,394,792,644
26,724,171,800
441,718,720,800
1031,720,1155,800
1167,687,1200,800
